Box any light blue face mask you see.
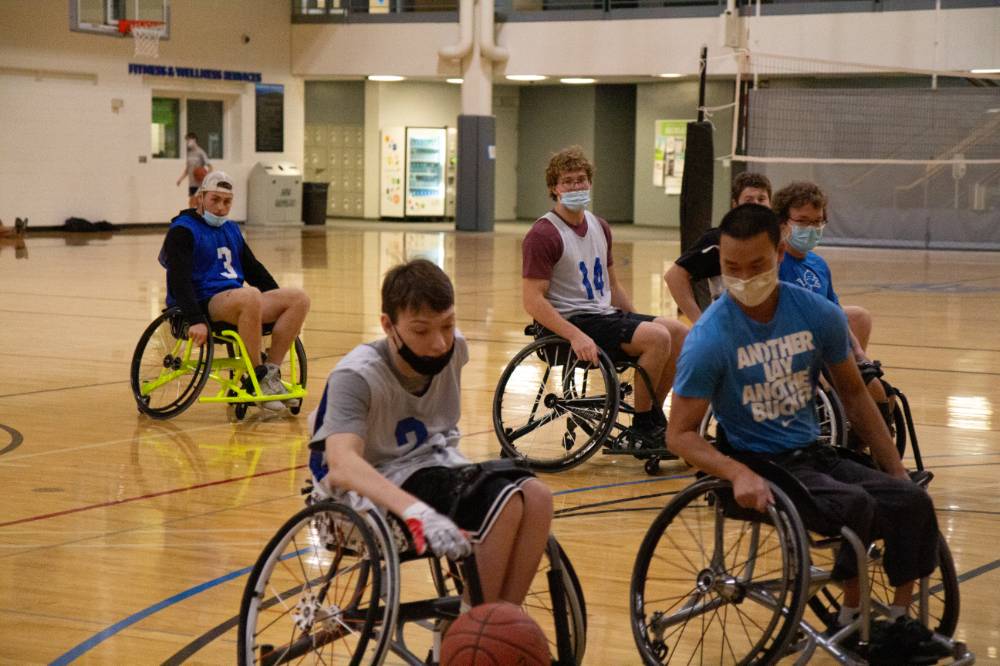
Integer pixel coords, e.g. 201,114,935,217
560,189,591,212
202,210,227,227
787,224,823,253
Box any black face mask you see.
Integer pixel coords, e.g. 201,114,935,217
392,328,455,377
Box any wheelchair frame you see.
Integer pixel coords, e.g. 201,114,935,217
238,498,587,665
130,307,307,420
493,325,675,475
629,463,971,665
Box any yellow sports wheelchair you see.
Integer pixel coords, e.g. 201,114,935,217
130,307,306,420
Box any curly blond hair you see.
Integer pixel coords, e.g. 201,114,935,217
545,146,594,201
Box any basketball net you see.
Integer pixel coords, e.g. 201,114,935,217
127,22,166,59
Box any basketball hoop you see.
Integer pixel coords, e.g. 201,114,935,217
119,20,166,59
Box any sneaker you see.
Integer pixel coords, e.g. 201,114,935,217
254,363,286,412
14,217,27,235
864,617,952,665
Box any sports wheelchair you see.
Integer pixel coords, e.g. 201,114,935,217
628,446,970,665
130,307,307,420
237,491,587,664
493,323,675,475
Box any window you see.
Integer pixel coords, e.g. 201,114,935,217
187,100,224,159
152,97,179,158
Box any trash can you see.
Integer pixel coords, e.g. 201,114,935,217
248,162,302,225
302,182,329,226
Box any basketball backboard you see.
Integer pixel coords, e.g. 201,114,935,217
70,0,170,38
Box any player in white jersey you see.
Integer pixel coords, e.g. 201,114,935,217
308,259,553,605
522,146,688,444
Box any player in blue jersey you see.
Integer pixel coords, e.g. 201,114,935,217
668,204,940,641
158,171,310,411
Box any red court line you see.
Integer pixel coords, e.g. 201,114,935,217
0,464,306,528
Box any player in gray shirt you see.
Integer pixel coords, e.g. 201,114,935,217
308,259,553,606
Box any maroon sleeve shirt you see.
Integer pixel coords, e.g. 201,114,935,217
522,211,613,280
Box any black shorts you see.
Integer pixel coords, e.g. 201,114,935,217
188,185,199,196
569,310,655,362
401,463,534,542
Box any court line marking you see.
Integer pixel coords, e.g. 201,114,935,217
0,464,305,529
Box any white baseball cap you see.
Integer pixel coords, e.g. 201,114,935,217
199,171,234,194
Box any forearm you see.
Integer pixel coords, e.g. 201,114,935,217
611,287,634,313
241,244,279,291
840,390,905,476
668,427,752,482
324,447,418,516
524,291,583,341
665,264,702,322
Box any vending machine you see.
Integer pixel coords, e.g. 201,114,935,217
380,126,449,219
405,127,447,217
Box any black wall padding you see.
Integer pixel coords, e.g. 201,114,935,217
679,121,714,253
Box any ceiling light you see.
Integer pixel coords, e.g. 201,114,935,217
970,68,1000,74
657,73,683,78
560,77,596,84
446,78,463,84
368,75,405,82
505,74,547,82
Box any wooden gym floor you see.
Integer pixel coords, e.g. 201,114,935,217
1,222,998,664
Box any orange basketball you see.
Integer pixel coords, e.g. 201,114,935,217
193,165,209,182
441,602,550,666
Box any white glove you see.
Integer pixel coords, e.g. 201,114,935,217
402,501,471,560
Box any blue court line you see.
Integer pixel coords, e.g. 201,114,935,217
49,474,687,664
50,565,253,666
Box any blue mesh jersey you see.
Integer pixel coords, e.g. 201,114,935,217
159,213,246,305
673,283,851,454
779,251,839,305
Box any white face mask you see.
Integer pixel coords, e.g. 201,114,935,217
722,266,778,307
186,140,196,149
560,189,591,212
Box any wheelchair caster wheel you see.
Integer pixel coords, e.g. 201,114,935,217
562,431,576,451
290,399,302,415
234,403,249,420
644,458,660,475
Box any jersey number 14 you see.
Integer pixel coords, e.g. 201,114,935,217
578,258,605,300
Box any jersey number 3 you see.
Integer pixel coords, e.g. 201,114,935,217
217,247,239,279
578,258,605,300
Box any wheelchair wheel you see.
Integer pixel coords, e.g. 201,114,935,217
238,501,394,665
493,337,618,472
523,537,588,664
131,309,212,419
630,478,810,665
807,532,959,638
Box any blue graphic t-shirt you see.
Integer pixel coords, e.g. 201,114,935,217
779,251,839,305
673,284,851,454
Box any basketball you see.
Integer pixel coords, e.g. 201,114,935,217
441,602,550,666
193,165,209,182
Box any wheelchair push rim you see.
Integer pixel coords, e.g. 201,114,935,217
130,308,213,419
630,477,811,665
237,501,392,666
493,337,618,472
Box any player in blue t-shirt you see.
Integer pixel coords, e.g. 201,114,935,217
773,181,895,429
159,171,310,411
669,204,940,634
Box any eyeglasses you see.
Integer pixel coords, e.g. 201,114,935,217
788,217,827,229
557,176,590,188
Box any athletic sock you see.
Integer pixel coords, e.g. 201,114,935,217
888,605,908,620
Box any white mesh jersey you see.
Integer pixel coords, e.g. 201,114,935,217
542,211,615,318
310,333,471,486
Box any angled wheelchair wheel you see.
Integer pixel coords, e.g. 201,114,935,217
130,309,212,419
630,478,810,665
523,536,588,664
238,501,394,665
807,532,959,638
493,337,618,472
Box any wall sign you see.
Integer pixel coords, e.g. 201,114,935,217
128,63,262,82
255,83,285,153
653,119,692,195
